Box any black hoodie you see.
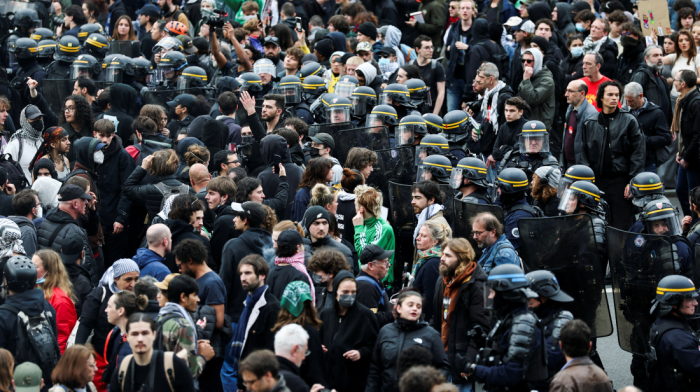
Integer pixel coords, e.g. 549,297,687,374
164,218,214,272
555,2,576,37
257,135,304,220
97,135,136,226
617,39,646,86
210,203,240,270
96,83,137,146
462,19,501,102
527,2,552,25
64,262,93,316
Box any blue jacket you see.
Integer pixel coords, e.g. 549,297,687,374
477,234,519,274
133,248,171,281
481,0,518,24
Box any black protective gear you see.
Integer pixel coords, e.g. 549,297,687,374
9,38,38,59
302,75,327,102
30,28,56,42
78,23,105,44
495,168,529,194
324,96,352,123
396,114,427,146
366,104,398,127
2,256,36,293
236,72,263,92
350,86,376,117
380,83,412,107
558,164,595,197
416,134,449,166
405,78,430,108
518,120,549,154
558,180,603,215
422,113,444,134
13,9,39,29
82,33,109,58
178,65,208,90
451,157,489,190
36,39,57,60
297,61,325,81
416,154,452,184
524,270,574,302
651,275,698,317
442,109,472,143
54,35,81,62
630,172,665,208
642,200,683,237
277,75,303,105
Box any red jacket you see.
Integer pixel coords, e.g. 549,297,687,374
49,287,78,354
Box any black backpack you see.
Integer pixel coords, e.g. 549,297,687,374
0,152,28,191
0,303,60,379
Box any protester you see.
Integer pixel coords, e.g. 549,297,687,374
50,344,98,392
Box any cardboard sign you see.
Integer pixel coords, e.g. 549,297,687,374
638,0,673,41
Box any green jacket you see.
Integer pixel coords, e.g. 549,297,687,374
416,0,447,51
518,67,555,132
354,216,396,283
159,316,206,378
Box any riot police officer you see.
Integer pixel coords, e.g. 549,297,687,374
82,33,109,62
78,23,105,45
70,54,100,80
132,58,154,89
499,120,558,181
324,96,352,124
177,65,208,97
396,114,427,147
380,83,416,119
558,180,608,255
237,72,264,94
350,86,376,126
9,38,47,100
405,79,431,114
104,54,136,84
525,270,574,383
36,39,57,69
494,168,542,250
628,172,668,232
464,264,548,391
422,113,444,134
416,154,452,184
297,61,325,82
366,104,398,137
45,35,81,79
415,134,449,165
334,75,357,99
154,51,187,88
647,275,700,391
278,75,312,124
2,9,39,71
451,157,491,204
558,164,611,221
301,75,327,106
309,93,338,124
642,200,693,278
30,27,56,42
254,58,276,96
442,110,472,161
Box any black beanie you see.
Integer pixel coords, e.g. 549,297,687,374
489,23,503,42
531,36,550,55
314,38,334,59
357,22,377,40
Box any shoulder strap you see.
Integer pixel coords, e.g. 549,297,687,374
119,354,134,392
47,223,68,249
355,276,385,305
163,352,175,392
101,286,107,301
17,137,23,163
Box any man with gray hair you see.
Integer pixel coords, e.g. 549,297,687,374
563,80,599,168
630,45,671,122
133,223,172,281
624,81,671,173
274,323,312,392
468,62,515,173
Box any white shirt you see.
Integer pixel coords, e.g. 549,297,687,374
2,138,42,185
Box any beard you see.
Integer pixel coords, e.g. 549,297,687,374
439,261,458,277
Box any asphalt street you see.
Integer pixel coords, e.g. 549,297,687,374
598,289,634,390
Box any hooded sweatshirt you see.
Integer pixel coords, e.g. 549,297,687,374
4,105,43,183
555,2,576,37
209,77,242,118
462,19,501,102
97,135,136,226
258,135,304,220
356,62,383,97
519,49,555,132
384,26,405,66
133,247,170,281
327,32,348,53
32,176,62,210
96,83,137,146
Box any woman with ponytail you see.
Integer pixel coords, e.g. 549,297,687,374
102,290,149,385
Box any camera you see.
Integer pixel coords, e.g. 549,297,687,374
202,9,228,28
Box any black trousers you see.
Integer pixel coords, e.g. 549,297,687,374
597,174,635,231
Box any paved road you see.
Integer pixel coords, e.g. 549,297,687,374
598,289,634,390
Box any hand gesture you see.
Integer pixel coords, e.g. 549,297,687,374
5,183,15,196
277,164,286,177
113,222,124,234
343,350,361,361
523,66,534,80
650,28,659,45
198,340,215,361
27,78,39,98
352,209,364,227
682,215,693,232
88,192,97,210
455,41,469,50
141,155,154,170
223,21,234,37
240,91,256,115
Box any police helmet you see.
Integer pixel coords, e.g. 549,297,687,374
524,270,574,302
334,75,358,99
405,79,431,107
643,200,682,237
133,57,154,81
365,105,398,128
78,23,105,44
379,83,412,107
652,275,699,317
350,86,376,117
417,154,452,184
629,172,665,208
105,55,135,83
325,96,352,124
422,113,444,134
9,38,38,59
519,120,549,154
415,134,449,165
302,75,327,101
54,35,81,62
158,50,188,70
309,93,337,123
450,157,488,189
30,27,56,42
495,168,529,194
442,110,470,143
396,115,427,146
13,9,39,29
558,165,595,197
278,75,303,105
37,39,57,59
83,33,110,58
236,72,264,93
253,58,276,77
153,36,184,54
485,264,529,308
178,66,208,90
3,256,37,293
297,62,325,82
70,54,100,79
558,180,602,215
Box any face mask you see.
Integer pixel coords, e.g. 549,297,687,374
575,23,586,32
36,272,47,285
378,58,390,66
338,294,356,308
570,47,584,58
621,36,639,49
30,119,43,133
312,273,324,284
309,147,322,158
243,14,257,21
93,150,104,165
34,205,42,219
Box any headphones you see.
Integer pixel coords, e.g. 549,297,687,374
539,166,556,187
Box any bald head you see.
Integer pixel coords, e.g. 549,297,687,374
618,387,641,392
146,223,172,256
566,80,588,107
189,163,211,191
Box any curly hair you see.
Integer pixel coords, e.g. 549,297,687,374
307,247,351,275
261,204,278,233
59,95,94,134
399,366,445,392
345,147,377,173
236,177,262,202
298,157,333,190
353,12,378,27
185,144,210,167
531,173,558,204
169,194,204,222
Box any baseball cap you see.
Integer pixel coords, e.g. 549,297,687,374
192,37,209,52
136,3,161,18
277,230,303,249
378,46,396,56
154,273,181,290
60,234,84,265
264,36,280,47
503,16,522,27
310,133,335,150
514,20,535,34
356,41,372,53
58,184,93,202
360,244,394,265
14,362,42,392
94,141,107,151
232,201,265,227
24,105,43,120
167,94,196,109
176,35,196,54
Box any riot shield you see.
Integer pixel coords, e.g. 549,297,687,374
453,201,504,260
518,215,613,338
40,79,73,117
388,181,416,287
366,147,416,205
334,126,390,167
108,41,133,56
142,89,175,109
0,1,29,15
308,121,353,137
440,185,456,231
607,227,679,355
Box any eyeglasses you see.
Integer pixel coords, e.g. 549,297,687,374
472,230,486,236
372,260,391,266
449,5,458,8
521,59,534,64
227,160,239,165
242,379,258,388
566,89,582,93
305,350,311,357
64,106,76,113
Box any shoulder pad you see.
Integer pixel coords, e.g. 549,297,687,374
542,156,559,166
505,311,538,364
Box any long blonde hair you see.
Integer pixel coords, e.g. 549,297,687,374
35,249,77,303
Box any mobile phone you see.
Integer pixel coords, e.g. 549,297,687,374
272,154,282,171
295,17,302,32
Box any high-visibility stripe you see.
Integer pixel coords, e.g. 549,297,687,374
400,122,426,125
384,90,410,95
327,103,351,107
570,186,600,201
657,286,696,293
633,183,663,190
488,273,527,281
444,117,468,128
420,142,448,146
78,32,89,37
564,174,595,181
74,60,88,64
59,44,80,52
424,162,452,170
27,47,38,53
182,72,207,80
424,121,444,129
38,44,56,50
279,81,301,85
647,207,674,215
352,92,376,97
408,86,426,92
372,111,398,117
497,177,528,186
457,164,487,173
86,38,108,48
521,129,547,132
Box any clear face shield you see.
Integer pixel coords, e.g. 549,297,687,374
7,52,17,68
395,125,415,146
155,66,176,85
327,107,350,124
145,72,156,86
412,89,431,108
484,280,499,309
646,214,683,237
105,66,123,83
378,92,394,105
416,165,438,182
519,133,549,154
335,82,356,98
557,189,580,215
70,63,92,79
450,168,465,189
351,96,370,116
366,114,387,132
279,85,302,105
414,145,441,165
557,177,573,198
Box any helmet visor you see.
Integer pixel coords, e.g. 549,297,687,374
335,82,356,98
7,52,17,67
145,73,156,86
519,133,549,154
395,125,415,146
378,92,393,105
156,66,176,83
450,167,464,189
176,77,199,91
416,166,435,182
366,113,386,129
414,145,441,165
351,96,367,116
279,85,302,105
484,280,498,310
253,62,275,77
105,67,123,83
411,88,431,107
327,107,350,124
557,176,573,198
646,214,683,236
69,64,92,79
557,189,580,215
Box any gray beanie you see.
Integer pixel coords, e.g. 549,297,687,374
113,258,140,278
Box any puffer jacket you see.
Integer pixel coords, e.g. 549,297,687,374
575,108,646,176
122,166,194,222
37,207,100,285
518,49,555,132
365,320,451,392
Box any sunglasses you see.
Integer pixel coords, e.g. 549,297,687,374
521,59,534,64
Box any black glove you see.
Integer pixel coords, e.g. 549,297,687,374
463,362,476,377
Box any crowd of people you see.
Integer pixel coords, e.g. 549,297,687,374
1,0,700,391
